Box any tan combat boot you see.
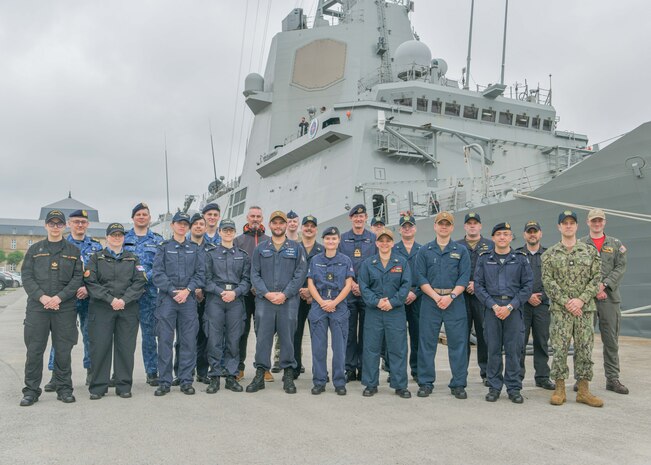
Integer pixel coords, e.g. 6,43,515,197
576,379,604,407
550,379,566,405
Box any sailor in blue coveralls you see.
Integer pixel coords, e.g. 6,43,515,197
246,210,307,394
338,204,376,382
203,218,250,394
474,222,533,403
416,212,471,400
45,209,103,391
151,212,205,396
358,228,412,398
307,226,354,395
124,202,163,386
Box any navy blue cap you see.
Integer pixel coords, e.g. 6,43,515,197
106,223,125,235
131,202,149,218
400,215,415,226
322,226,340,238
464,212,481,223
558,210,578,224
524,220,541,232
219,219,236,230
69,209,89,219
371,217,385,226
491,222,512,236
45,210,66,223
287,210,299,219
202,203,220,214
190,213,204,226
172,212,191,224
349,204,367,217
302,215,317,226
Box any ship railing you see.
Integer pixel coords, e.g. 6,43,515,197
475,82,552,105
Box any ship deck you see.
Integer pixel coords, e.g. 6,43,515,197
1,288,650,464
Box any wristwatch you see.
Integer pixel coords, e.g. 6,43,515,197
506,304,514,312
450,293,457,300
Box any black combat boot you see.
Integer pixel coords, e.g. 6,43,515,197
246,367,266,393
225,376,243,392
206,377,220,394
283,368,297,394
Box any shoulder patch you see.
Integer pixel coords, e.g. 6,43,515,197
619,245,627,253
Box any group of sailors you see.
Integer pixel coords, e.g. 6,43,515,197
18,201,629,407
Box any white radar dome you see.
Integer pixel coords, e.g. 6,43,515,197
394,40,432,81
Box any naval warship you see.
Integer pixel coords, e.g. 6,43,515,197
181,0,651,336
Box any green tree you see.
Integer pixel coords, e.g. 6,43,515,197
7,251,24,267
0,249,6,263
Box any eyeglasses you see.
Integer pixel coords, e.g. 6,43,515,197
47,222,65,229
70,220,89,225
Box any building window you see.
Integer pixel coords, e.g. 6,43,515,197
28,239,33,246
11,239,17,249
431,100,442,114
463,106,478,119
515,114,529,128
498,111,513,125
416,98,428,112
9,264,16,271
481,109,496,122
531,116,541,129
542,118,553,131
444,102,460,117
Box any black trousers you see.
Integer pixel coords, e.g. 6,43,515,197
88,305,139,395
293,298,311,372
346,298,365,372
238,292,256,371
23,309,78,397
465,293,487,379
519,302,551,381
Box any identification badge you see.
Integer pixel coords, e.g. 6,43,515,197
326,272,334,282
354,248,361,258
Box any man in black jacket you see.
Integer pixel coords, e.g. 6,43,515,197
20,210,83,406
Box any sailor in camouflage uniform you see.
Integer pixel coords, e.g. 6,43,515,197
542,210,603,407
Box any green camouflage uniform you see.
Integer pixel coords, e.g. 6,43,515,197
579,235,627,380
542,241,600,381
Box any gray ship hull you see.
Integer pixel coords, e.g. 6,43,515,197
407,121,651,337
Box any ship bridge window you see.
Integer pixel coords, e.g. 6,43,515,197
498,111,513,125
481,109,496,122
542,118,553,131
431,100,442,114
394,97,412,108
372,194,386,223
416,98,428,111
515,114,529,128
322,117,340,129
228,187,248,218
444,102,460,117
463,105,478,119
531,116,541,129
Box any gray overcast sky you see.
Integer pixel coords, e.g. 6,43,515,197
1,0,649,224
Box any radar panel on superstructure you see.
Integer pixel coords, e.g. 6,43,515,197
291,39,347,90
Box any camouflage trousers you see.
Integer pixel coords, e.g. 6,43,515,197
550,310,594,381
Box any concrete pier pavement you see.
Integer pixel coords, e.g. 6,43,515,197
1,288,650,465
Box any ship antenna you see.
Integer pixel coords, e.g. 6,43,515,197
209,120,218,186
164,132,171,215
500,0,509,85
464,0,475,90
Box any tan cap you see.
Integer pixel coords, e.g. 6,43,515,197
269,210,287,222
434,211,455,225
587,208,606,221
376,227,394,241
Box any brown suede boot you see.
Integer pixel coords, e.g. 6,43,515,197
550,379,566,405
576,379,604,407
